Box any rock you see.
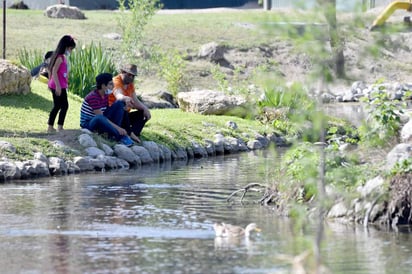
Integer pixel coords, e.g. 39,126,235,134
198,42,225,62
115,158,130,169
141,141,162,163
254,133,270,147
78,133,97,147
131,146,153,164
85,147,105,158
96,155,117,169
226,121,238,130
9,1,29,9
177,89,248,116
33,152,48,164
141,92,177,109
400,120,412,142
103,33,121,40
386,143,412,170
90,158,105,171
224,137,239,153
357,176,385,198
327,201,349,218
0,60,31,95
66,160,81,174
213,134,225,154
100,143,114,156
173,147,188,161
0,141,16,153
49,157,67,175
27,159,50,177
191,141,208,158
45,4,86,19
113,144,140,165
247,140,263,150
0,161,21,181
158,144,172,161
73,156,94,171
204,140,216,155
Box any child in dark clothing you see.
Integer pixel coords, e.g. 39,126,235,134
31,50,53,79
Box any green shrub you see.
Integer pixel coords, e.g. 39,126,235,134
117,0,160,63
158,49,190,96
258,81,317,138
68,42,117,98
358,85,405,147
211,65,229,92
17,48,44,71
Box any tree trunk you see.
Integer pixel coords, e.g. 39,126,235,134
319,0,345,78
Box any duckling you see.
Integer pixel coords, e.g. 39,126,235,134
213,222,261,238
213,222,226,237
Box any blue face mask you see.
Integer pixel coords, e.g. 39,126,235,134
106,89,112,95
65,50,71,57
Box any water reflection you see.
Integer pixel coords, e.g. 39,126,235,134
324,103,366,126
0,148,412,273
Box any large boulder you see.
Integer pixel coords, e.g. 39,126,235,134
45,4,86,19
176,89,248,116
0,60,31,95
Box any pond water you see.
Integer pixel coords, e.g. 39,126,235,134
1,148,412,274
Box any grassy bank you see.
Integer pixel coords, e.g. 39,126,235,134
0,78,271,161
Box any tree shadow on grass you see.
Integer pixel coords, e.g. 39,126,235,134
0,90,52,111
0,129,84,151
0,129,55,139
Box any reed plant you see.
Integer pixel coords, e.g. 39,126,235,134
18,43,117,98
17,48,44,72
68,42,117,97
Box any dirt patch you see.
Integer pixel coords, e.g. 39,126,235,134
42,129,84,152
142,7,412,96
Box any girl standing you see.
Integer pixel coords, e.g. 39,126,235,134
47,35,76,133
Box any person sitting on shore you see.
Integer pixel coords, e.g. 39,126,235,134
108,64,151,143
80,73,134,146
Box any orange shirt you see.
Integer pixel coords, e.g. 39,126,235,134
108,74,135,111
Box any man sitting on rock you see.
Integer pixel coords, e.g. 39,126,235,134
80,73,134,146
108,64,151,143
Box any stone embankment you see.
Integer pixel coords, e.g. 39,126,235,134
0,126,288,182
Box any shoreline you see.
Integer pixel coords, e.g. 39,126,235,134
0,127,288,182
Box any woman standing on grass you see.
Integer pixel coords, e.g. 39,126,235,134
47,35,76,133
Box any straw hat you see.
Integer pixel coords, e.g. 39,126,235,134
121,64,138,76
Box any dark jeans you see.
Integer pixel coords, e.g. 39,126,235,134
122,110,147,136
48,88,68,127
84,101,125,141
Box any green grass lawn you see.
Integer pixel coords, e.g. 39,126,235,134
2,8,330,60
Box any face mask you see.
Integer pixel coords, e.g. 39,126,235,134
65,50,71,57
106,89,112,95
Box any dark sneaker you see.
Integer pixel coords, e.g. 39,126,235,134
120,136,134,147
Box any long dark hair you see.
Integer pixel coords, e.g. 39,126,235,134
48,35,76,73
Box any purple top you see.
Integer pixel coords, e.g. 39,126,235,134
48,54,68,89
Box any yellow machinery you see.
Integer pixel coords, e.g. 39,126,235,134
370,0,412,30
